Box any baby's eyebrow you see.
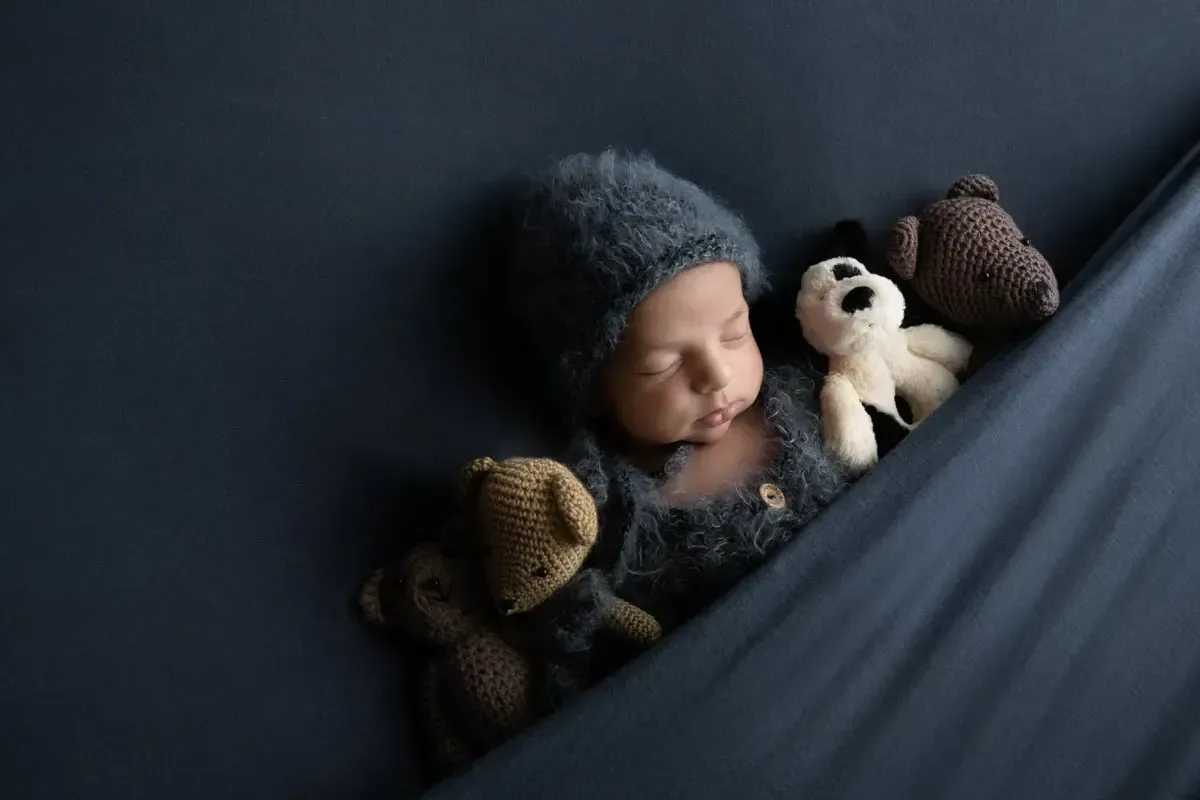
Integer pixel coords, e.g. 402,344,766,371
627,306,751,354
723,307,750,324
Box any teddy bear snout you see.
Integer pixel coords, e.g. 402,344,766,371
1027,278,1059,320
841,286,875,313
498,597,516,615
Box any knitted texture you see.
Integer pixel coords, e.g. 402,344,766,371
461,456,599,615
358,542,478,645
608,598,662,645
357,542,533,775
445,629,533,746
527,567,619,709
510,149,769,423
887,174,1059,333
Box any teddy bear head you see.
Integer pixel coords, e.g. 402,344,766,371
460,457,598,616
887,174,1059,332
358,541,483,646
795,256,907,357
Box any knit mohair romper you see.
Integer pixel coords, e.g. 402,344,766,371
574,364,844,621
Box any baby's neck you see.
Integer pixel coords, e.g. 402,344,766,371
660,405,777,506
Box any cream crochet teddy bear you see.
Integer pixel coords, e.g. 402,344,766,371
795,257,972,473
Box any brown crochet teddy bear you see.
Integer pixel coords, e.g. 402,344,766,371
459,456,662,646
887,174,1059,366
359,541,533,774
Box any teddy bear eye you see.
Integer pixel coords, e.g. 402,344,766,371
1021,237,1031,246
420,577,443,594
533,566,548,579
979,271,993,282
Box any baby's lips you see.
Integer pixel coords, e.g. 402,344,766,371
699,400,741,427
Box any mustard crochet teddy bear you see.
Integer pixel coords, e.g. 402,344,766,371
459,456,662,646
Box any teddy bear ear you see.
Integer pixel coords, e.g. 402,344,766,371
946,174,999,202
550,472,598,548
457,457,496,507
887,216,920,281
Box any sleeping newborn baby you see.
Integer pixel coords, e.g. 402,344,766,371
509,151,846,703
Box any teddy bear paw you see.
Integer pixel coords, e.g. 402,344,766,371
826,416,879,472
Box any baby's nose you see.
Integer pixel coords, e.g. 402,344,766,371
695,347,734,393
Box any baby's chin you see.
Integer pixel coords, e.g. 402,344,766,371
637,419,733,448
685,423,734,444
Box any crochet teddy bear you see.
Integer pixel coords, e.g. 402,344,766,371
796,256,972,472
887,174,1060,362
458,456,662,647
358,541,533,774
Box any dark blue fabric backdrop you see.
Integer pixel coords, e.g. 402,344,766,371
2,1,1199,797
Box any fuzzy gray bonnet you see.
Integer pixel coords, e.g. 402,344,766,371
510,150,769,420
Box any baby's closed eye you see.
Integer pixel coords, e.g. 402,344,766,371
636,361,681,377
721,308,751,344
722,328,750,345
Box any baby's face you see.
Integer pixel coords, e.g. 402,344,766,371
604,262,764,445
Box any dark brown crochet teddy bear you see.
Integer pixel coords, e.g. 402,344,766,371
359,541,533,774
887,174,1059,363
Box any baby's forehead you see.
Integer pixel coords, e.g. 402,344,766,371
623,267,749,348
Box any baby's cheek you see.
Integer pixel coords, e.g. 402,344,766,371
609,382,656,433
737,339,765,394
638,382,688,424
662,383,705,434
632,381,696,440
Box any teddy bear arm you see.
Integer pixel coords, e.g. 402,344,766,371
903,324,973,375
821,374,878,473
606,598,662,646
421,659,475,773
894,367,958,424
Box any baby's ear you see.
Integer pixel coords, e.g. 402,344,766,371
887,217,920,280
946,174,999,202
550,472,598,547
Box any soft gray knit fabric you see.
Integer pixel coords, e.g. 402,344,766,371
511,150,769,419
